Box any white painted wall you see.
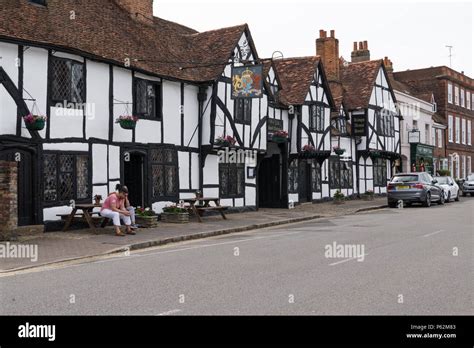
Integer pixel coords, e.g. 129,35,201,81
0,42,19,136
112,67,133,143
86,60,110,140
163,80,181,145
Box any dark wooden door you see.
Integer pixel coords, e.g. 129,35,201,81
258,155,281,208
124,152,146,207
298,160,311,203
0,149,35,226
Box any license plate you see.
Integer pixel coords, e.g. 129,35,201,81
397,186,409,190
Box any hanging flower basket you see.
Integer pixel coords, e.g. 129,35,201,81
333,146,346,156
23,113,47,131
215,135,236,148
369,150,382,159
116,115,138,130
272,130,288,143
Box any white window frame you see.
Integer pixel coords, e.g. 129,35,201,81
447,83,453,104
455,117,460,143
425,124,430,144
460,89,465,107
437,129,443,148
454,86,459,105
472,93,474,110
462,118,466,144
431,127,436,146
462,155,466,179
468,156,472,175
467,92,471,110
468,120,472,146
448,115,453,143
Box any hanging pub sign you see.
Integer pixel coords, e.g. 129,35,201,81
231,65,263,99
267,118,283,133
351,114,367,136
408,130,421,144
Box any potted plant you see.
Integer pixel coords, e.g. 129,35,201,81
333,190,345,204
362,190,374,201
161,204,189,224
116,115,139,130
272,130,288,143
215,135,236,148
300,144,316,158
333,146,346,156
94,194,103,205
135,207,159,228
436,169,451,177
23,113,47,131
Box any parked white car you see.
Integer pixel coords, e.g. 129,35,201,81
434,176,460,202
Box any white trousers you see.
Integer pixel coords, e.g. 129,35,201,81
101,209,131,226
126,206,136,224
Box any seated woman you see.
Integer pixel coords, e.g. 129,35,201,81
100,185,136,237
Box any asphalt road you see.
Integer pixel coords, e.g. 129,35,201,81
1,199,473,315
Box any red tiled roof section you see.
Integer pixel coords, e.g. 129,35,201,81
0,0,247,82
341,59,382,110
272,56,320,105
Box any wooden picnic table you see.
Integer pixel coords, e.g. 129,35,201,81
62,203,102,232
181,197,228,223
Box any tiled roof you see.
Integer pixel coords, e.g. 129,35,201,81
0,0,248,82
272,56,321,105
340,59,383,110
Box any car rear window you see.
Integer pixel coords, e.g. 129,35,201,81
392,175,419,182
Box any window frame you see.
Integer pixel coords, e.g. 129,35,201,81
149,146,179,202
234,98,252,125
309,104,325,132
448,115,454,143
447,83,453,104
454,85,459,105
373,158,387,187
311,160,322,192
50,56,85,106
467,120,472,146
42,151,91,207
133,77,163,121
288,159,299,194
460,88,465,108
455,116,461,144
329,157,353,190
219,163,245,198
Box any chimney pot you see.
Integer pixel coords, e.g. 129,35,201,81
353,42,358,51
330,30,335,38
359,42,363,50
319,29,325,38
363,41,368,49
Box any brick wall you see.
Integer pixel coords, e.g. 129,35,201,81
0,161,18,240
115,0,154,23
316,30,340,82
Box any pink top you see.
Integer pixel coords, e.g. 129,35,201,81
101,193,124,211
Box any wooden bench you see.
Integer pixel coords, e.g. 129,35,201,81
57,212,111,228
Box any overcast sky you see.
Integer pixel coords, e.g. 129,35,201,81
154,0,473,76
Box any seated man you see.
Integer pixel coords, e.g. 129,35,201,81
100,185,135,237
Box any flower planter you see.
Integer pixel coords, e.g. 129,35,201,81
119,120,137,130
161,212,189,224
25,118,45,131
272,136,287,143
136,215,159,228
334,149,345,156
215,141,235,148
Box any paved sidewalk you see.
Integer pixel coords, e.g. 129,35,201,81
0,198,387,272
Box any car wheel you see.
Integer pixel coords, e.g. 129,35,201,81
446,192,451,203
439,192,445,205
423,193,431,207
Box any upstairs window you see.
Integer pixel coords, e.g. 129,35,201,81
460,89,465,107
448,115,453,143
455,117,460,143
309,104,324,132
462,119,466,144
377,111,395,136
51,57,85,105
29,0,47,5
447,83,453,104
437,129,443,148
454,86,459,105
466,91,471,110
468,120,472,146
134,78,162,120
235,99,252,124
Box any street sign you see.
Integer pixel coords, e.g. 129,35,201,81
408,130,420,143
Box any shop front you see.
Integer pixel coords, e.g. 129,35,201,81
410,143,434,174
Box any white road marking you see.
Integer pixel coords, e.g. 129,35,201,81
422,230,444,238
156,309,181,316
329,254,369,266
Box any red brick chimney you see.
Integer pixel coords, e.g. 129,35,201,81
351,40,370,63
316,29,340,81
115,0,154,24
383,56,394,74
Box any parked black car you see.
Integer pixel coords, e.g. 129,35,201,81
387,172,445,208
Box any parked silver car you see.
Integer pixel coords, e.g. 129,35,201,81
387,172,445,208
461,173,474,196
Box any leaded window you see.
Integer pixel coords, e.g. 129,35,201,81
288,159,299,193
309,104,324,132
51,57,85,104
311,161,322,192
43,152,90,204
134,78,162,120
235,99,251,124
329,157,353,189
373,158,387,187
150,147,178,201
376,111,395,137
219,163,244,198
